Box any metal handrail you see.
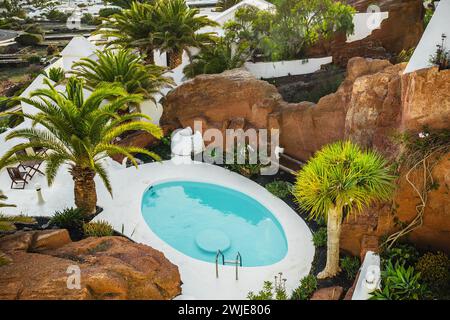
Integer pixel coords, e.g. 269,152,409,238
215,250,243,280
215,250,225,278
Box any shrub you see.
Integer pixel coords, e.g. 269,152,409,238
265,180,293,199
247,273,288,300
50,207,85,230
47,44,59,56
83,220,114,237
44,67,65,83
381,243,420,267
225,144,267,178
27,55,41,64
312,227,327,247
415,252,450,294
340,255,361,281
369,261,428,300
24,24,45,36
98,7,121,18
81,13,95,25
291,274,317,300
16,33,43,46
44,9,71,22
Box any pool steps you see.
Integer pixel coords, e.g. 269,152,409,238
216,250,242,280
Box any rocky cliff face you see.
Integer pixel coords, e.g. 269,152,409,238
0,231,182,300
162,57,450,256
309,0,424,66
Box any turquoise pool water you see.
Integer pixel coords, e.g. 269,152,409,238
141,181,288,267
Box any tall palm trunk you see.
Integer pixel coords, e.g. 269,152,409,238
142,47,155,65
71,166,97,215
168,49,183,69
317,205,342,279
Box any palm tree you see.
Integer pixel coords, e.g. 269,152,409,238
71,49,174,105
293,141,395,279
215,0,241,12
43,67,65,83
153,0,219,69
183,37,249,78
95,1,158,63
0,77,162,214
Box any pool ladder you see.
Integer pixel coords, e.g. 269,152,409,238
216,250,242,280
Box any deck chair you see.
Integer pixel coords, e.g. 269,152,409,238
7,167,29,189
16,150,44,180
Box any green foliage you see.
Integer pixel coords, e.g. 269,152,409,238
247,273,288,300
215,0,241,12
265,180,293,199
415,252,450,295
183,37,249,78
16,33,43,46
24,24,45,36
395,47,415,63
44,9,71,22
0,77,163,211
225,144,267,178
0,192,15,209
83,220,114,237
293,141,395,221
44,67,65,83
312,227,327,247
224,0,355,61
50,207,85,230
72,49,173,102
369,261,428,300
340,255,360,281
81,13,96,25
381,243,420,267
96,0,218,64
46,44,59,56
27,55,42,64
429,34,450,70
0,213,35,223
291,274,317,300
98,7,122,18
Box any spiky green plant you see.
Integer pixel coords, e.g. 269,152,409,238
152,0,219,69
44,67,65,83
0,77,162,214
72,49,174,104
293,141,395,279
83,220,114,237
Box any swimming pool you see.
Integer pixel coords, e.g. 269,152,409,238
141,181,288,267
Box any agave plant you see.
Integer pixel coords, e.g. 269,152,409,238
71,49,174,104
293,141,395,279
153,0,219,69
95,1,158,63
0,77,162,214
43,67,65,83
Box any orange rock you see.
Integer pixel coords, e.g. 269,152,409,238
32,229,72,251
310,286,344,300
0,234,182,300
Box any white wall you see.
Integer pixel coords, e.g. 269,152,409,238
244,57,333,79
347,12,389,43
404,0,450,73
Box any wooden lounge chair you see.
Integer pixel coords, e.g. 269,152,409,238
7,167,29,189
15,150,44,180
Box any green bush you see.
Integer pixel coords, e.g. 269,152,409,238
47,44,59,56
50,207,85,230
24,24,45,36
340,255,360,281
415,252,450,294
16,33,44,46
44,67,65,83
381,243,420,267
265,180,293,199
27,55,41,64
44,9,71,22
312,227,327,247
99,7,121,18
291,274,317,300
370,261,428,300
83,220,114,237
